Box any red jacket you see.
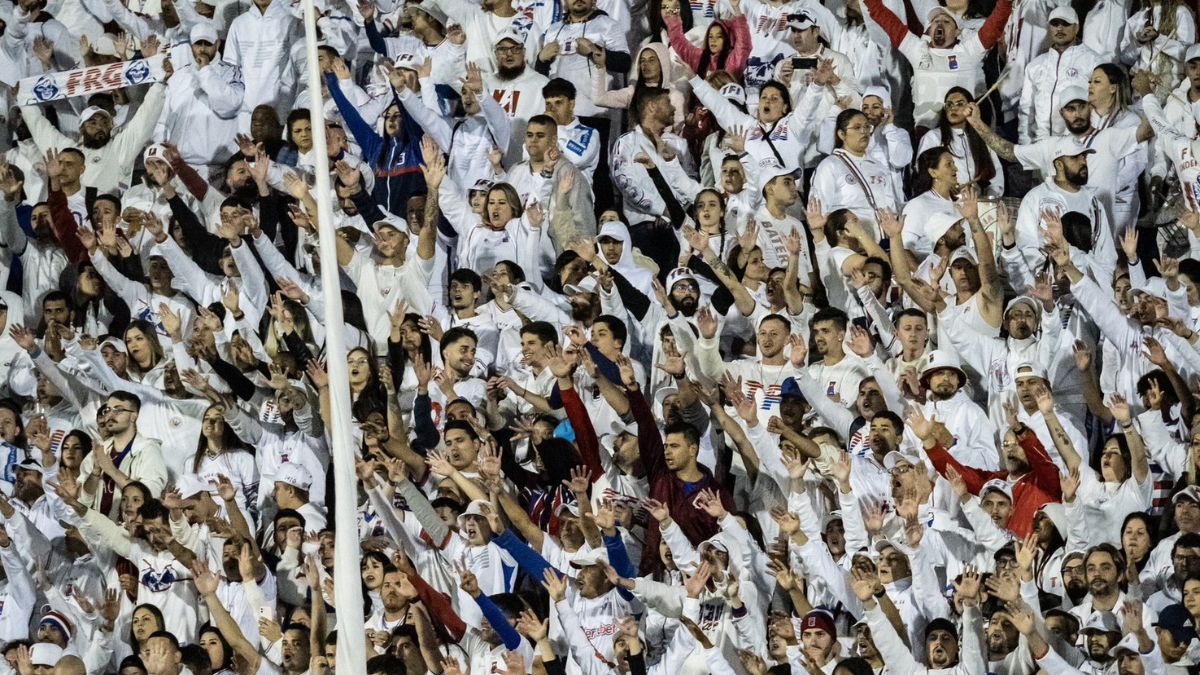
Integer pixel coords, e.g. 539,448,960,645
925,427,1060,539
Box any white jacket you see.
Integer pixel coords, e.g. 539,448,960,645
20,84,166,193
1018,44,1101,144
155,59,245,168
223,0,301,118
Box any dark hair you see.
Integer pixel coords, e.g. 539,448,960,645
439,326,478,359
896,307,927,325
697,21,735,78
937,88,997,187
833,658,877,675
146,630,179,651
108,390,143,413
528,113,558,131
519,321,559,345
1093,63,1131,110
449,268,483,293
286,108,311,148
760,313,792,333
123,319,164,375
118,655,147,674
664,421,701,447
62,429,93,460
367,655,406,674
194,403,253,473
1084,542,1126,580
443,419,480,442
496,260,527,284
863,255,893,290
1120,512,1159,571
543,78,577,100
632,86,670,123
591,315,628,348
873,410,904,433
274,508,307,530
759,81,794,115
1137,369,1181,427
833,109,867,150
1060,211,1094,253
60,147,85,162
912,145,953,196
533,437,582,487
823,208,856,246
811,307,849,331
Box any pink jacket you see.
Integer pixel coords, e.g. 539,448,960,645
665,14,752,79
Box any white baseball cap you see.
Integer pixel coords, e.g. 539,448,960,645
189,22,219,45
1047,6,1079,24
275,463,313,491
79,106,112,125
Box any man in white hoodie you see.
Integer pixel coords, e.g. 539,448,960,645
913,350,1000,470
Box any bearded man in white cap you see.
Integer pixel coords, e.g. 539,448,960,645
914,350,999,470
1018,7,1100,143
20,81,167,194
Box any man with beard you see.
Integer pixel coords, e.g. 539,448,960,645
966,86,1153,220
942,286,1069,434
365,568,419,643
5,459,62,542
787,364,891,473
915,404,1058,537
697,313,798,430
610,86,697,271
1069,544,1159,636
441,268,499,377
1146,533,1200,613
20,83,167,194
800,308,872,408
861,0,1012,127
910,351,999,470
75,392,166,521
1005,141,1117,292
1018,8,1100,143
853,560,985,674
1146,487,1200,587
484,32,549,162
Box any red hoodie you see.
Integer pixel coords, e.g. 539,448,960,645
925,427,1061,539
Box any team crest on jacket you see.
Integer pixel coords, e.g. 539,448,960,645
142,564,181,592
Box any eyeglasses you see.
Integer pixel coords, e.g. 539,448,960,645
844,124,873,133
495,44,523,54
101,406,134,415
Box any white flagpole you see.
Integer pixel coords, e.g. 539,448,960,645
300,0,368,670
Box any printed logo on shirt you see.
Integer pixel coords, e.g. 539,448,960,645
560,38,578,55
141,563,182,592
745,380,782,411
492,89,523,117
689,0,716,18
947,54,959,70
566,127,593,155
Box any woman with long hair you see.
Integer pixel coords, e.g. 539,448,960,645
58,430,92,485
190,402,260,513
197,624,236,675
122,320,166,387
1120,511,1160,596
1089,64,1148,233
1119,0,1195,99
917,87,1004,198
664,3,752,80
901,147,963,259
430,158,553,287
1062,394,1152,549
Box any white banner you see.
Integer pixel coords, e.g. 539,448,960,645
16,55,167,106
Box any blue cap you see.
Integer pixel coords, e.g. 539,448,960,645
553,419,576,443
781,377,804,399
1155,604,1198,645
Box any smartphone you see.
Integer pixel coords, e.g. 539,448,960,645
258,605,275,622
793,57,818,69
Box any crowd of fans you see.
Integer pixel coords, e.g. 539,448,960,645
3,0,1200,671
